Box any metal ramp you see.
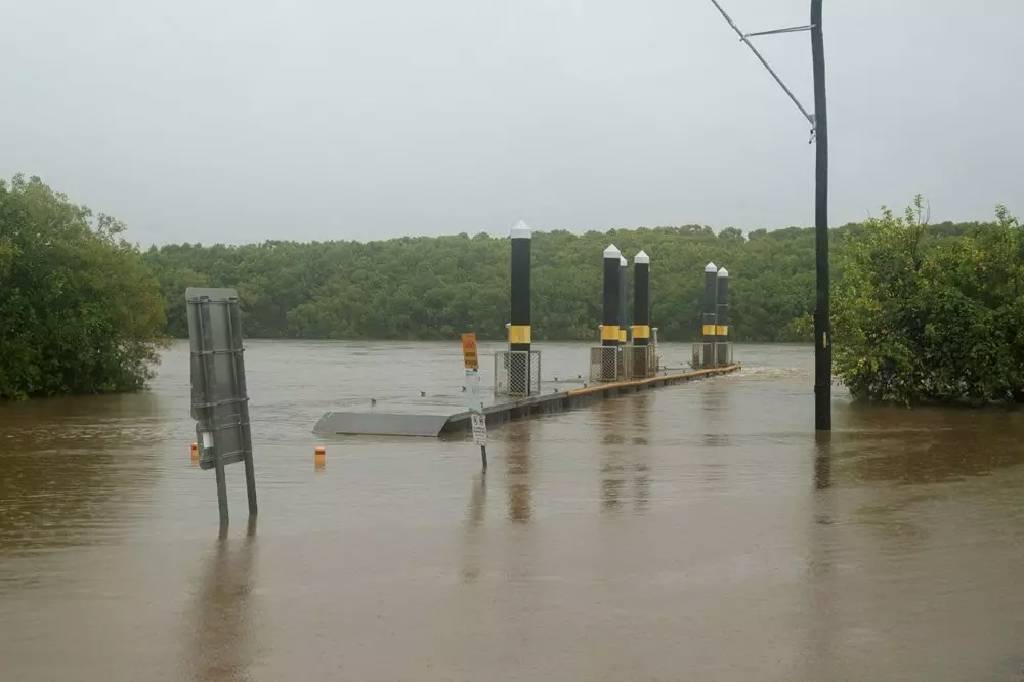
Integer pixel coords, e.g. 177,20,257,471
314,409,455,437
311,366,739,438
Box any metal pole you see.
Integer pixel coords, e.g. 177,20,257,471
633,251,651,377
197,299,230,526
243,454,257,516
632,251,650,347
225,300,257,516
602,245,621,347
701,262,718,368
601,245,622,381
618,256,628,345
509,221,532,395
716,267,731,366
214,449,229,527
811,0,831,430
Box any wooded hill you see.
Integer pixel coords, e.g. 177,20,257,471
143,218,993,343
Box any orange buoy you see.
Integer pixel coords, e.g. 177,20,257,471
190,442,199,460
314,445,327,471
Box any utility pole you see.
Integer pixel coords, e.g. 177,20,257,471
707,0,832,429
811,0,830,431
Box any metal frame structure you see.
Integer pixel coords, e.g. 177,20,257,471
494,349,542,397
186,287,257,526
590,346,624,383
627,344,657,379
691,342,733,369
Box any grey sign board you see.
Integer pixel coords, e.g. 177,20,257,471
186,287,257,523
186,288,253,469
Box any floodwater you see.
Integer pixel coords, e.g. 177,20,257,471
1,341,1023,681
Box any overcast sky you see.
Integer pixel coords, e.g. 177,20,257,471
2,1,1019,245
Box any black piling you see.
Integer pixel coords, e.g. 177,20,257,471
602,245,621,346
601,244,622,380
716,266,730,366
632,250,651,376
632,250,650,346
618,256,629,345
509,221,532,395
811,0,831,431
701,261,718,367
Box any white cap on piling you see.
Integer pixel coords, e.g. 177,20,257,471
634,250,650,264
603,244,621,259
718,266,729,277
705,261,718,272
510,220,531,239
620,255,627,267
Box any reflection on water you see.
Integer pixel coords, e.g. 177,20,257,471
598,397,625,512
597,396,650,514
814,432,832,491
186,517,259,681
504,421,532,523
466,473,486,530
803,433,839,682
630,394,651,514
1,341,1023,680
460,473,487,583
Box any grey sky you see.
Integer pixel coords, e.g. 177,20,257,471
2,0,1019,245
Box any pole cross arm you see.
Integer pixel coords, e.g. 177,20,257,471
707,0,815,130
744,24,814,38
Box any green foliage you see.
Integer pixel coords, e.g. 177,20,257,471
143,214,1012,351
144,224,811,342
8,174,1014,407
833,197,1024,403
0,175,166,399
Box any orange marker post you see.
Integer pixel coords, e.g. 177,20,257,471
461,333,479,371
461,332,487,470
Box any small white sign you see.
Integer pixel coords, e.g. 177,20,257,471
464,369,483,412
471,413,487,445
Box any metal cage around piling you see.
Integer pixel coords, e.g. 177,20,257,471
494,350,542,397
691,342,733,369
589,346,626,383
627,344,657,379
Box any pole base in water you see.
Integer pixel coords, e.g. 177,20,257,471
814,384,831,431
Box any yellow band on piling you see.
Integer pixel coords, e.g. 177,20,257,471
701,324,717,336
600,325,620,341
716,325,729,336
618,329,627,343
508,325,531,344
631,325,651,339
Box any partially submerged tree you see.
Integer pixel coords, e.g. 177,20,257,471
0,175,166,398
833,196,1023,403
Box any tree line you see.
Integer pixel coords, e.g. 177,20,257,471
2,174,1018,402
141,217,995,345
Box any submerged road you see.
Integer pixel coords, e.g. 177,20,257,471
1,340,1023,680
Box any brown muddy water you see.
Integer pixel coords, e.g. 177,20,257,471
1,340,1023,681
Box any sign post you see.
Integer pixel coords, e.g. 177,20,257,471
186,287,257,527
461,333,487,470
